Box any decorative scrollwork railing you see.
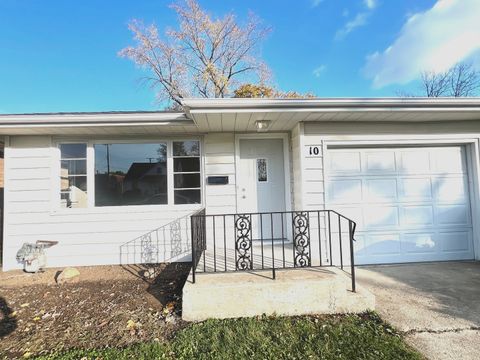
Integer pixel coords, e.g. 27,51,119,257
119,213,192,267
190,209,358,292
234,214,253,270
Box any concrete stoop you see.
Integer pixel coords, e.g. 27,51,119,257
182,267,375,321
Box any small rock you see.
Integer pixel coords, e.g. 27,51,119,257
165,314,177,325
142,268,156,279
55,267,80,284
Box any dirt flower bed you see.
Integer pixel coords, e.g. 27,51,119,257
0,263,191,359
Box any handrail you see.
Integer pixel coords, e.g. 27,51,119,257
190,209,358,292
119,209,201,266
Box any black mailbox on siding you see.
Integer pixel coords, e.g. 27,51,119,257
207,176,229,185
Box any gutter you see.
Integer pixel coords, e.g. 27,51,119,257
182,97,480,113
0,111,193,128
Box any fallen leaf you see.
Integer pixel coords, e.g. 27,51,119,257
33,316,41,321
126,319,137,330
166,301,175,311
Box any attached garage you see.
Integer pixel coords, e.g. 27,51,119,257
326,145,474,265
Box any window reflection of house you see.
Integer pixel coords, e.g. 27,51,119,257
123,162,168,204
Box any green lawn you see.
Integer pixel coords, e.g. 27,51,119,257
35,312,422,360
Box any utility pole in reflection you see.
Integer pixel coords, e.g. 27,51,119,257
105,144,110,175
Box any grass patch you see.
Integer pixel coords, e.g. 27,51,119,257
35,312,422,360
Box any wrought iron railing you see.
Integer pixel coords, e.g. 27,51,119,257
190,209,357,292
120,213,192,267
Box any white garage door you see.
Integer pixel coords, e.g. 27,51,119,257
327,145,474,264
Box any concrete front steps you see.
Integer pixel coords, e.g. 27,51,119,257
182,267,375,321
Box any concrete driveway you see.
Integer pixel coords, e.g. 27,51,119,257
357,261,480,360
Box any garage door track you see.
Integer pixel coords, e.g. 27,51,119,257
357,261,480,360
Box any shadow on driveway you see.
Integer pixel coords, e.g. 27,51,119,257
357,261,480,331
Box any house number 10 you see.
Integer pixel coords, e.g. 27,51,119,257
308,146,321,156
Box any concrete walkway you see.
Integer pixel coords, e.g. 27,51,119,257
357,261,480,360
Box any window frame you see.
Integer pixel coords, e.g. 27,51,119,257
53,138,203,212
58,142,89,208
172,140,201,205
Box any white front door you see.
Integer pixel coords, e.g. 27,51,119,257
327,145,475,264
237,138,286,239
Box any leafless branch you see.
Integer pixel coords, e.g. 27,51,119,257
119,0,271,106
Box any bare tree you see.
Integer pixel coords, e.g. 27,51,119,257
414,62,480,97
119,0,271,106
448,62,480,97
420,70,451,97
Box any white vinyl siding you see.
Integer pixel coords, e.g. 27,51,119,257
204,133,237,215
291,124,304,210
2,135,203,270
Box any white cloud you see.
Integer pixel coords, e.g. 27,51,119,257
335,12,369,40
313,65,327,77
364,0,378,10
364,0,480,88
335,0,380,40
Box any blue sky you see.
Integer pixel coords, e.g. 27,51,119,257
0,0,478,113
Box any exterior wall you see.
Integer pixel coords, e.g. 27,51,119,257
300,120,480,261
301,120,480,210
2,136,202,270
203,132,294,214
204,133,237,215
291,124,303,210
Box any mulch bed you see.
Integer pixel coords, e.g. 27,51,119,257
0,263,191,359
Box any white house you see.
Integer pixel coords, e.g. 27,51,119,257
1,97,480,271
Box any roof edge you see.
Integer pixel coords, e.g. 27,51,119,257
182,97,480,112
0,111,191,126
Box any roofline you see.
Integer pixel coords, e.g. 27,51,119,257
0,111,191,127
182,97,480,113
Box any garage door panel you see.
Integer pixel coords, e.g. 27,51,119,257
439,231,471,252
327,145,474,264
402,206,434,226
436,205,469,225
329,151,361,173
365,151,396,172
400,150,431,173
365,206,399,228
402,233,437,254
366,179,397,202
433,148,466,173
435,177,467,202
329,179,362,203
400,178,432,200
331,207,365,229
365,233,401,256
